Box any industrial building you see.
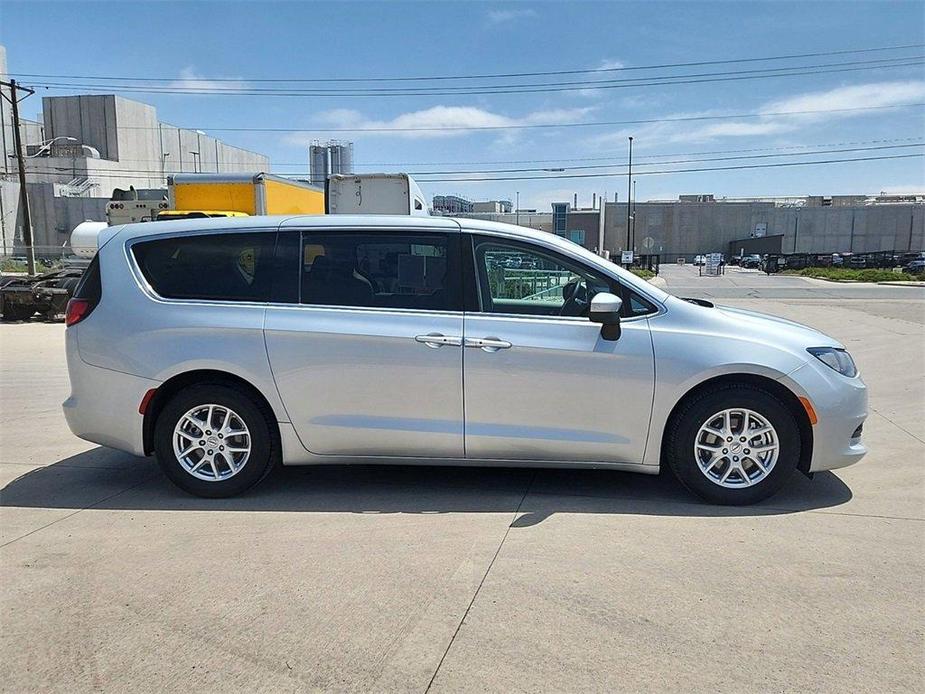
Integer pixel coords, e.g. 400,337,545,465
461,193,924,259
309,141,354,186
602,196,924,259
432,194,512,215
1,47,269,253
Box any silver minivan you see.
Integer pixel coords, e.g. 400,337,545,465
63,216,867,504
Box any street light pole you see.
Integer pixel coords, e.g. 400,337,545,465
625,137,633,254
516,191,520,226
632,179,637,251
1,79,37,275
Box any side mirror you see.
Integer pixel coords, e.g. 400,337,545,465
589,292,623,341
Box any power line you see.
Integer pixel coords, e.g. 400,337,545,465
355,136,925,167
103,142,925,176
414,153,925,182
10,42,923,83
26,58,925,97
105,136,925,169
22,55,922,94
16,151,924,183
32,103,925,134
400,144,925,176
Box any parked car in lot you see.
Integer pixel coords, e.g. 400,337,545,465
740,254,762,269
63,216,867,504
903,259,925,275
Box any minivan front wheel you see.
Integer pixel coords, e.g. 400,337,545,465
154,384,276,497
666,385,800,505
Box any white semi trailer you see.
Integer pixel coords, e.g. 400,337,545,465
326,173,429,216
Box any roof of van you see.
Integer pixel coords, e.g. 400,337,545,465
112,214,586,252
108,214,585,261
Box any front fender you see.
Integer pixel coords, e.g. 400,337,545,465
642,319,808,466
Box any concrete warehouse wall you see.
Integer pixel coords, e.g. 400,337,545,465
603,201,925,257
1,89,271,250
25,183,108,251
158,124,269,176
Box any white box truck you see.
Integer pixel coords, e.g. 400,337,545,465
326,173,429,216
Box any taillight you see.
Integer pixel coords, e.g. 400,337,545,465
65,298,92,326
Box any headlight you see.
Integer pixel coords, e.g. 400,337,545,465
807,347,858,378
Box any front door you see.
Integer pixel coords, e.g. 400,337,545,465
264,229,464,457
463,235,655,463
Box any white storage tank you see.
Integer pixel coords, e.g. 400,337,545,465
70,221,108,259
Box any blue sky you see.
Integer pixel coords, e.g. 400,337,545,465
2,0,924,208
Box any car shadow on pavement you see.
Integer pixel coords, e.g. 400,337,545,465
0,446,853,523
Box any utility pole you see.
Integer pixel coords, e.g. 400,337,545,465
516,191,520,226
1,79,37,275
632,179,637,251
625,137,633,253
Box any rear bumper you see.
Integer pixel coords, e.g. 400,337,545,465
784,362,868,473
63,329,159,457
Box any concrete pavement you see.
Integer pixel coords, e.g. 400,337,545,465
1,275,923,692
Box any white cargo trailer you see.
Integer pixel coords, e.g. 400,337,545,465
326,173,429,216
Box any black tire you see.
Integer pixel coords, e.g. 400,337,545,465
154,384,278,498
1,304,36,321
665,384,800,505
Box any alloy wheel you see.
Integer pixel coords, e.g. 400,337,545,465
694,408,779,488
172,404,251,482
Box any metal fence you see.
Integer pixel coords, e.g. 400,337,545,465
761,250,922,273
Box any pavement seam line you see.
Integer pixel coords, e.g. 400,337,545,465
869,407,925,445
0,473,159,549
423,470,536,694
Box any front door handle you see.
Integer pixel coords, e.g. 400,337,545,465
464,336,512,352
415,333,463,348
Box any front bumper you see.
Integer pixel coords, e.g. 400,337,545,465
783,361,868,473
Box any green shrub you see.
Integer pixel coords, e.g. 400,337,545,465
630,268,656,280
782,267,913,282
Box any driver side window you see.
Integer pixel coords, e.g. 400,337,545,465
473,237,611,317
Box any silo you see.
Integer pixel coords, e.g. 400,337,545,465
329,141,354,176
309,143,329,186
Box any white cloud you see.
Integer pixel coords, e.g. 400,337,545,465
597,59,625,71
168,67,248,93
486,8,537,24
577,59,626,98
288,105,596,143
599,80,925,145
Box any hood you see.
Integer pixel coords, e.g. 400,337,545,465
665,296,843,352
714,303,843,349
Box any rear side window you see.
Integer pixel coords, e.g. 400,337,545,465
73,254,102,303
300,231,460,311
133,232,275,301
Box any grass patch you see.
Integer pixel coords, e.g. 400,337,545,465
782,267,917,282
0,259,58,274
630,268,656,280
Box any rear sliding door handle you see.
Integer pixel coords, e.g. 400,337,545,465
464,337,512,352
415,333,463,348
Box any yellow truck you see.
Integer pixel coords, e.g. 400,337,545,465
159,173,325,220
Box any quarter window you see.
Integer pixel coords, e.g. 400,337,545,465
132,232,275,301
300,232,459,311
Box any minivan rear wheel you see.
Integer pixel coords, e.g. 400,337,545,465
154,384,277,497
666,384,800,505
